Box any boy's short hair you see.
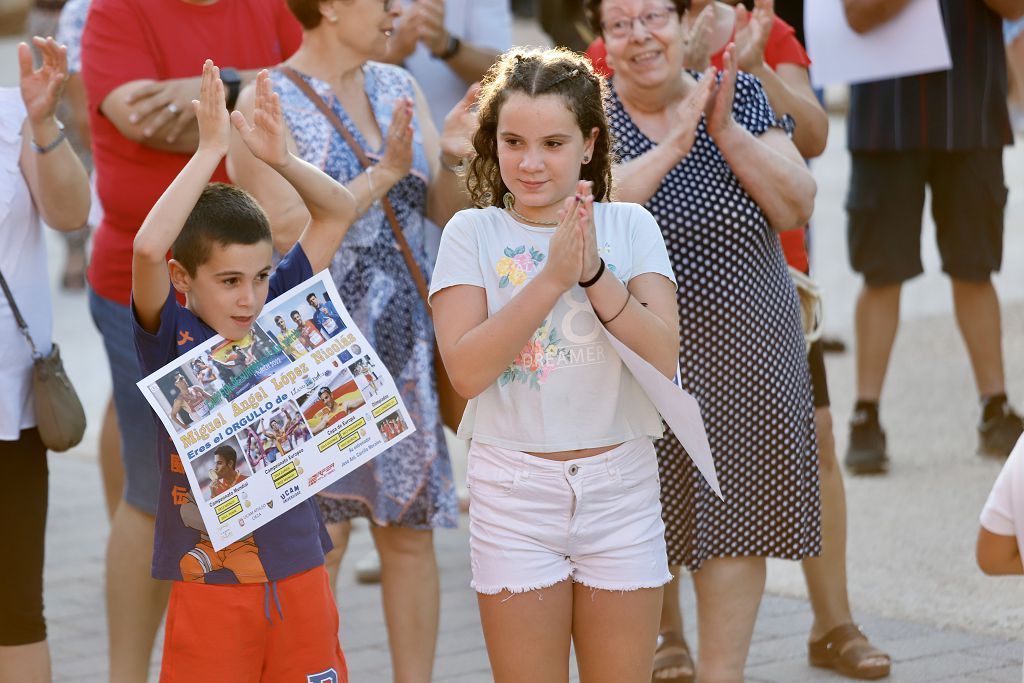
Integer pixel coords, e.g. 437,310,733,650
172,183,272,276
214,445,238,468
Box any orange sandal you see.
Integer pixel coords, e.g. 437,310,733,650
808,624,891,680
652,631,695,683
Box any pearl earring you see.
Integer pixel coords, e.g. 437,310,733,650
327,14,339,23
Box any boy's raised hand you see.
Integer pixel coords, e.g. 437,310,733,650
230,70,290,169
194,60,230,156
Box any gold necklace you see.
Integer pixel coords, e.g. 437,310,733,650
502,192,559,226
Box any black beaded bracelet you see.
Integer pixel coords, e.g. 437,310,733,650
579,258,605,288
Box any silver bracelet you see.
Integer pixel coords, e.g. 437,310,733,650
31,120,66,155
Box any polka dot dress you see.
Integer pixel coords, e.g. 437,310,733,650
608,72,821,572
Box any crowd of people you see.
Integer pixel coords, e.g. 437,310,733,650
1,0,1022,682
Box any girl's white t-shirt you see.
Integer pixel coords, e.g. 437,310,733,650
429,202,675,452
980,435,1024,572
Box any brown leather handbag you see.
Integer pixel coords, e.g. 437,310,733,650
0,269,86,452
278,67,467,432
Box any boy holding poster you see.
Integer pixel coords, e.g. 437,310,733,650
131,60,409,681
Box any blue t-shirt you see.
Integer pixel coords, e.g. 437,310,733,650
311,300,344,338
132,245,332,583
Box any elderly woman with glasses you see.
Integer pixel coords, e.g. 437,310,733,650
584,1,822,681
227,0,478,679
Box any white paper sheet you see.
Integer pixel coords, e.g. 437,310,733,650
805,0,952,88
603,329,724,501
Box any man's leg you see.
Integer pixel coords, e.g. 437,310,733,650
845,151,926,473
854,285,902,403
106,502,171,683
951,279,1005,398
932,148,1022,457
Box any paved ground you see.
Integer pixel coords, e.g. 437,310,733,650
2,16,1023,683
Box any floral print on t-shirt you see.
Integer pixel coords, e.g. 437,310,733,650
496,245,545,288
501,320,560,389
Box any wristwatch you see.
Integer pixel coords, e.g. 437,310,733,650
220,67,242,111
435,34,461,61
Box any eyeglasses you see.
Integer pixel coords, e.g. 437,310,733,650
601,6,677,39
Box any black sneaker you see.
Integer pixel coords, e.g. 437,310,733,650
845,409,889,474
978,403,1024,458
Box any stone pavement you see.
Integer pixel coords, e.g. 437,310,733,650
43,451,1024,683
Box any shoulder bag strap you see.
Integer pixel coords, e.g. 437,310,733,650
276,66,432,315
0,268,39,357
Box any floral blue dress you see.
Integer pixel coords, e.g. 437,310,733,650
270,63,457,530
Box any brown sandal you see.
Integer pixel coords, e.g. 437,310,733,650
652,631,695,683
808,624,891,680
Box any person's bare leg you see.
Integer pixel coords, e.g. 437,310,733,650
855,284,901,401
1007,34,1024,115
106,501,170,683
323,519,352,593
692,556,766,683
951,278,1005,397
371,526,439,683
478,580,573,682
573,584,663,683
655,567,693,680
100,398,123,519
0,641,50,683
803,407,851,636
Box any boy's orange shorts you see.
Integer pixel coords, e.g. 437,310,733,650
160,565,347,682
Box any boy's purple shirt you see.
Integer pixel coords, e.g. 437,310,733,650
131,243,332,583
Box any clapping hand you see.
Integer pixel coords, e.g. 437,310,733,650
416,0,450,56
193,60,231,157
440,82,480,160
230,70,290,169
667,67,715,161
705,44,739,139
733,0,773,73
575,181,600,283
681,5,715,71
545,180,597,292
544,192,584,292
378,97,414,183
18,37,67,125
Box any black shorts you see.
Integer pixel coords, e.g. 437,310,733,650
0,429,48,645
808,339,830,409
846,149,1007,286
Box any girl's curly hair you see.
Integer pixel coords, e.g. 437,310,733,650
466,47,613,208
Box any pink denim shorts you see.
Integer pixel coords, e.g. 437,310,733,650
467,438,672,594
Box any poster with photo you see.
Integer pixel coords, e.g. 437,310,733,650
137,270,415,550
